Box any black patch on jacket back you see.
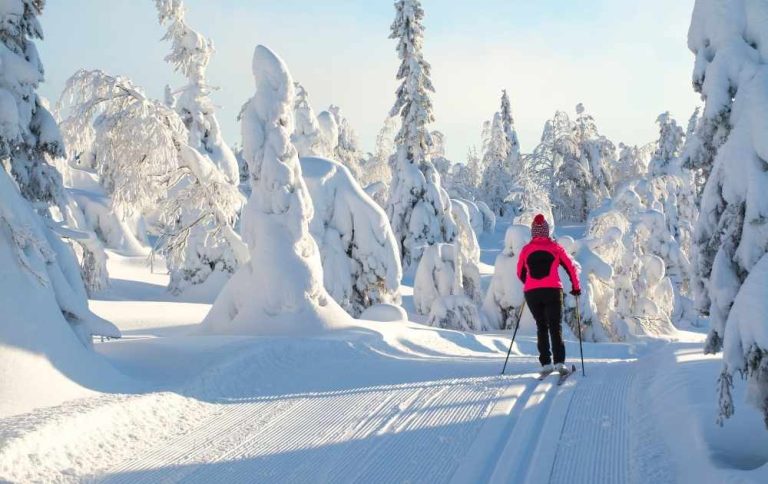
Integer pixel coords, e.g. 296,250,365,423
527,251,555,279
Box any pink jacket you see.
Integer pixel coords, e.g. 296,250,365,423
516,237,581,293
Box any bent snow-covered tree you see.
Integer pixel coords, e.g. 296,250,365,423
386,0,456,271
155,0,239,184
301,156,402,317
0,0,119,348
685,0,768,426
203,45,350,335
57,70,245,293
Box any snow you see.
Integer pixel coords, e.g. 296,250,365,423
359,303,408,322
300,156,402,317
202,45,351,336
2,216,768,482
0,169,127,418
2,1,767,481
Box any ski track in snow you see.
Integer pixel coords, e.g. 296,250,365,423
90,357,648,484
549,363,633,484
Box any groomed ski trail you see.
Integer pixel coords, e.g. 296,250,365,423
94,357,640,484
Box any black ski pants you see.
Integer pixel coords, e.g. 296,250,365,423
524,288,565,366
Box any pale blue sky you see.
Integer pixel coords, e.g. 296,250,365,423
39,0,700,162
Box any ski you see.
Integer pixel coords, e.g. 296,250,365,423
537,369,554,380
556,365,578,386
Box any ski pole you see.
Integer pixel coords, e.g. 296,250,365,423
501,302,526,375
575,295,586,376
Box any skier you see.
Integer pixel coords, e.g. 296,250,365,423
516,214,581,377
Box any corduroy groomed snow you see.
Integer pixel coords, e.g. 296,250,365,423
531,214,550,238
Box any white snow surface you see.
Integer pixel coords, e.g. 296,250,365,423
1,218,767,483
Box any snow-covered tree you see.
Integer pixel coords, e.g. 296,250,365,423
58,70,245,293
430,130,451,178
301,156,402,317
450,199,482,303
0,164,122,414
611,143,650,189
328,104,364,179
479,112,514,216
414,243,487,331
155,0,239,185
0,0,118,347
679,106,707,194
558,236,613,342
385,0,456,271
447,161,475,200
587,186,681,340
291,82,325,157
483,225,528,330
552,104,614,223
0,1,63,206
648,112,684,176
316,109,339,158
499,89,521,168
528,111,570,200
358,116,398,190
203,45,350,335
683,0,768,426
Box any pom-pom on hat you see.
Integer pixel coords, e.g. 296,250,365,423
531,214,550,238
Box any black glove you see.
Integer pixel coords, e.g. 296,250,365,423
570,289,581,296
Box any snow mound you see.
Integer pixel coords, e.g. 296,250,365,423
359,303,408,322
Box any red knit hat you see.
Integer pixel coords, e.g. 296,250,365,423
531,214,550,238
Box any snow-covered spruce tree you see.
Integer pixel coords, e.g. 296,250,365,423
679,106,709,194
587,186,679,339
203,45,350,334
552,104,614,223
611,143,650,190
0,0,118,347
449,146,481,200
357,116,398,193
648,112,684,176
557,235,613,342
684,0,768,425
155,0,239,185
483,225,529,330
301,156,402,317
475,200,496,234
479,112,515,216
450,199,482,303
528,111,571,203
328,104,364,180
316,109,339,158
430,130,451,180
291,82,325,158
386,0,456,271
499,89,521,169
414,243,487,331
58,70,246,293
